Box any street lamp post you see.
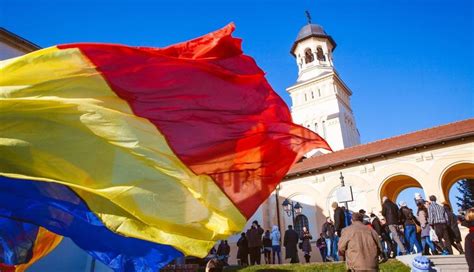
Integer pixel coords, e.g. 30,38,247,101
340,172,349,209
282,198,302,225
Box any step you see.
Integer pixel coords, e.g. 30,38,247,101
397,254,470,272
427,255,469,272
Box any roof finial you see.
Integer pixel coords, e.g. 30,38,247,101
305,10,312,24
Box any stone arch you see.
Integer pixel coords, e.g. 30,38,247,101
279,184,324,236
439,162,474,203
375,162,428,199
379,174,423,204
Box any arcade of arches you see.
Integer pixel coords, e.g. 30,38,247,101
227,119,474,263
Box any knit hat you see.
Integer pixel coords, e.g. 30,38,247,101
411,256,431,272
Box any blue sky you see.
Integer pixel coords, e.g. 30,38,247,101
1,0,472,208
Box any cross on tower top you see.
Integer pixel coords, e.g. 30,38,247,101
305,10,312,24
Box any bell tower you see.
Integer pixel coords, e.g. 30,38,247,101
287,16,360,154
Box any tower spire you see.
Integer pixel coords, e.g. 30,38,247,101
305,10,312,24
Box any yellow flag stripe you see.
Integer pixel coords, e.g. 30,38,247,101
0,47,246,257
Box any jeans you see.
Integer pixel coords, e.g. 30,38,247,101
404,224,422,253
272,245,281,264
325,236,339,261
421,236,436,254
388,224,406,254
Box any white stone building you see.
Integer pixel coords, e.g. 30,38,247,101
287,23,360,155
226,21,474,264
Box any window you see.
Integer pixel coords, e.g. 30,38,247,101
294,214,309,237
304,93,307,101
314,123,318,132
316,47,326,61
311,91,314,99
304,48,314,64
318,89,321,97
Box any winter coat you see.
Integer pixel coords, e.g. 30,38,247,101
236,236,248,260
338,221,382,271
300,231,313,253
334,207,346,231
465,227,474,271
246,226,264,248
382,199,401,225
262,235,272,248
316,237,327,249
283,229,299,260
400,206,419,226
445,209,462,242
417,209,431,237
270,226,281,246
371,217,384,236
322,222,336,238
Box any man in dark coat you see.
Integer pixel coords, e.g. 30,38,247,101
370,213,394,259
332,202,346,237
246,220,264,265
283,225,299,263
236,233,248,265
381,196,407,255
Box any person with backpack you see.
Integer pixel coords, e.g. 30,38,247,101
382,196,407,255
399,201,422,254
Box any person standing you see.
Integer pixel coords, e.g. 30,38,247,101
270,225,281,264
300,226,313,263
262,230,272,264
427,195,453,254
236,233,249,266
417,202,437,255
283,225,299,263
381,196,407,255
399,201,422,254
370,213,392,259
246,220,264,265
379,217,396,258
316,233,327,262
332,202,346,261
322,217,338,261
443,203,464,254
462,208,474,271
338,212,383,271
217,240,230,266
333,202,346,237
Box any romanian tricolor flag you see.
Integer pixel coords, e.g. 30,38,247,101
0,24,330,271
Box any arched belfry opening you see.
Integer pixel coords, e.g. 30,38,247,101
304,48,314,64
316,46,326,61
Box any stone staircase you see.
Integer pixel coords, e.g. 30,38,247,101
397,254,470,272
427,255,470,272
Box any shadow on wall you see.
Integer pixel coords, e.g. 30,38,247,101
277,194,325,263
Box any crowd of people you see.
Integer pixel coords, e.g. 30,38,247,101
206,193,474,272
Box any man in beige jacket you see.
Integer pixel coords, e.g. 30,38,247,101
338,212,382,271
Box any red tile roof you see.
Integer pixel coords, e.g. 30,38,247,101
287,118,474,177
